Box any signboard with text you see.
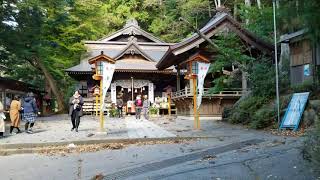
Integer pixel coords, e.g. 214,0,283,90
280,92,310,131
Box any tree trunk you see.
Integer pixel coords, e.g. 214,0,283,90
245,0,251,25
33,57,66,113
256,0,261,9
233,3,238,19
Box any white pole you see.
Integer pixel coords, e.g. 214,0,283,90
131,77,134,101
273,0,281,128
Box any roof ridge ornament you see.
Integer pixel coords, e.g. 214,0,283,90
124,18,139,28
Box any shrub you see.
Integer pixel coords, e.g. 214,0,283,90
149,106,159,115
302,118,320,174
109,108,118,118
250,106,275,129
291,80,315,93
228,95,267,124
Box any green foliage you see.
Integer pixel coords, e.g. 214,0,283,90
238,4,274,42
109,108,118,118
291,80,315,93
280,0,320,43
248,58,276,98
149,106,159,115
227,96,267,125
250,105,275,129
302,118,320,174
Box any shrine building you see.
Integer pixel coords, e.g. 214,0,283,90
66,11,274,119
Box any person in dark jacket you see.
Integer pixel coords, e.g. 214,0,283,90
22,92,39,134
69,90,84,132
116,95,124,118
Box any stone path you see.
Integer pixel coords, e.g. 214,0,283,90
0,114,175,145
126,118,175,138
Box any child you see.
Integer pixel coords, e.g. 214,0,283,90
134,95,143,119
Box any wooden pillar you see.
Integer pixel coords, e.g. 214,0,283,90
192,77,199,129
99,79,104,131
177,65,181,91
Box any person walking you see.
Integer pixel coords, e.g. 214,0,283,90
23,92,39,134
69,90,84,132
116,95,124,118
9,95,21,134
142,95,150,120
134,95,143,120
0,101,5,138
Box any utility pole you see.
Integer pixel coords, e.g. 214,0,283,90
273,0,281,129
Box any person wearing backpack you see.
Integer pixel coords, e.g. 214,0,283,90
22,92,39,134
134,95,143,120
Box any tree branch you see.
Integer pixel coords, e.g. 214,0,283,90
179,17,219,49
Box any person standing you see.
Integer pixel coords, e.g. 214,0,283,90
69,90,84,132
9,95,21,134
135,95,143,120
23,92,39,134
116,95,124,118
0,101,5,138
142,95,150,120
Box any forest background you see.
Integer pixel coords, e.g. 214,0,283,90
0,0,319,117
1,0,320,173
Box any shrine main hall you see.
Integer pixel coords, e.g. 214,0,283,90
66,12,273,119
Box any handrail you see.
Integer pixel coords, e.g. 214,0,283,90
171,88,243,99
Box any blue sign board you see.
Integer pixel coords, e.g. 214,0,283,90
280,92,310,131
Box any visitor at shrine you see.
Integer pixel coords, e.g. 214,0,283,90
9,95,22,134
135,95,143,119
23,92,39,134
116,95,124,118
142,95,150,120
0,101,5,138
68,90,84,132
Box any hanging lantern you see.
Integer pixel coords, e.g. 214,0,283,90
142,87,145,91
135,89,137,93
128,88,131,92
121,87,124,91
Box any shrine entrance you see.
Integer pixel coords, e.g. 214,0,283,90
111,79,154,115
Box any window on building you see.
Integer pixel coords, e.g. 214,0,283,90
192,61,198,74
79,81,88,97
97,61,103,75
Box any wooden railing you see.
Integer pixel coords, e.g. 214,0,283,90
171,88,243,99
82,97,110,115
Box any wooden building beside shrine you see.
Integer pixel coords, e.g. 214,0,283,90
156,11,274,120
280,29,320,85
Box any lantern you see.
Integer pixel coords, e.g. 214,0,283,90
93,86,100,96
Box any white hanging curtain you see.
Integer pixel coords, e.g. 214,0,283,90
114,79,150,89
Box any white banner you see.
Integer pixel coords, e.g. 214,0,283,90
111,83,116,104
197,62,210,109
148,82,154,103
101,62,115,110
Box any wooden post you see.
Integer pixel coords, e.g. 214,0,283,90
168,93,171,117
95,95,98,116
99,79,104,131
192,77,198,129
177,65,181,91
